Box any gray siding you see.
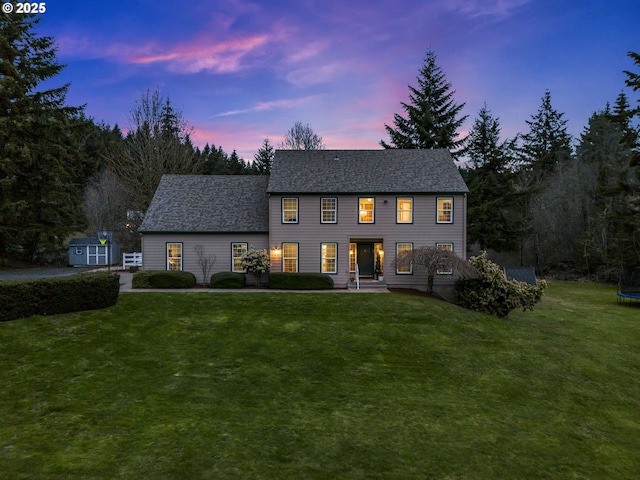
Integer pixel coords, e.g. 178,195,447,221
142,233,269,284
268,193,467,288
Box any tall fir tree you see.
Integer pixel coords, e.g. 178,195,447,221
463,104,523,251
0,13,85,261
381,49,467,156
253,138,274,175
623,51,640,117
519,90,573,174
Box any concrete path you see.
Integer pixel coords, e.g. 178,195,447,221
1,268,389,293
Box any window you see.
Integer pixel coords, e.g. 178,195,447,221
359,197,375,223
397,197,413,223
232,242,248,273
282,198,298,223
437,197,453,223
436,243,454,274
282,243,298,272
321,243,337,274
321,197,337,223
167,243,183,271
75,246,83,255
396,243,413,274
349,243,357,272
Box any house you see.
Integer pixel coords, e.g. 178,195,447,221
140,149,469,292
68,237,120,267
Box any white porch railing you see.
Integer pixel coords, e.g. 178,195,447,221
122,252,142,268
355,263,360,290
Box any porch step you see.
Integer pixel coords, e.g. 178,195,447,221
347,279,389,292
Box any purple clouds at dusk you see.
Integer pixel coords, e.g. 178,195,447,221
36,0,639,160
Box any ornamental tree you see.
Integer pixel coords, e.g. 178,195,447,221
240,248,271,287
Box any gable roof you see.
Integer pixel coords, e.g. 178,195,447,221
267,149,468,194
140,175,269,233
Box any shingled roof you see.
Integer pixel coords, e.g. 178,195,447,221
140,175,269,233
267,149,468,194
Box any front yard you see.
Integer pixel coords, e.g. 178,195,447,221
1,283,638,478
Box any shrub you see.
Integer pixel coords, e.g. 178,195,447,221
454,252,547,318
0,273,120,322
269,272,334,290
210,272,245,289
132,270,196,289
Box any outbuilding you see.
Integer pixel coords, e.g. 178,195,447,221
68,238,120,267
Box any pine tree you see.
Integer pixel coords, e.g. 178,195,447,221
253,138,274,175
381,49,467,155
623,51,640,117
463,104,523,251
519,90,573,174
0,13,85,261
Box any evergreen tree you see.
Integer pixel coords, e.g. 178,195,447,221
381,49,467,155
623,51,640,116
0,13,85,261
519,90,573,174
463,104,523,251
253,138,274,175
576,110,639,271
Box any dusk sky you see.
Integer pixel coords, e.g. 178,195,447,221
34,0,640,160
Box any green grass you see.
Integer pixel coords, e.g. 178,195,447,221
1,283,639,479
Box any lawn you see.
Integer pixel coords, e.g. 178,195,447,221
1,283,639,479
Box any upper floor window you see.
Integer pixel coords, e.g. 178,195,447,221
359,197,375,223
397,197,413,223
321,197,337,223
437,197,453,224
282,198,298,223
167,242,183,271
232,242,248,273
321,243,337,274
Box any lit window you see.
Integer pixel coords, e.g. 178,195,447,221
437,197,453,223
282,198,298,223
397,197,413,223
232,242,248,273
321,198,337,223
436,243,454,274
396,243,413,274
359,197,375,223
349,243,357,272
167,243,182,271
283,243,298,272
321,243,337,274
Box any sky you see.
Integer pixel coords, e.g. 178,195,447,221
31,0,640,161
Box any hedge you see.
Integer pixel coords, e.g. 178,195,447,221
210,272,246,289
0,272,120,322
269,272,334,290
132,270,197,289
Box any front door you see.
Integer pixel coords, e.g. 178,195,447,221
357,243,374,277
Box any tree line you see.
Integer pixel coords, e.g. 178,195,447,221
1,13,638,278
382,49,639,278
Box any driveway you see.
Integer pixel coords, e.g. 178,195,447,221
0,267,95,281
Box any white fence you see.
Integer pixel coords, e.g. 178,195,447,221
122,252,142,268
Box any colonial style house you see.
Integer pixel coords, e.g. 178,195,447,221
139,149,468,291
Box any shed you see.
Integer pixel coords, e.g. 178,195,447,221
504,267,538,286
68,238,120,267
